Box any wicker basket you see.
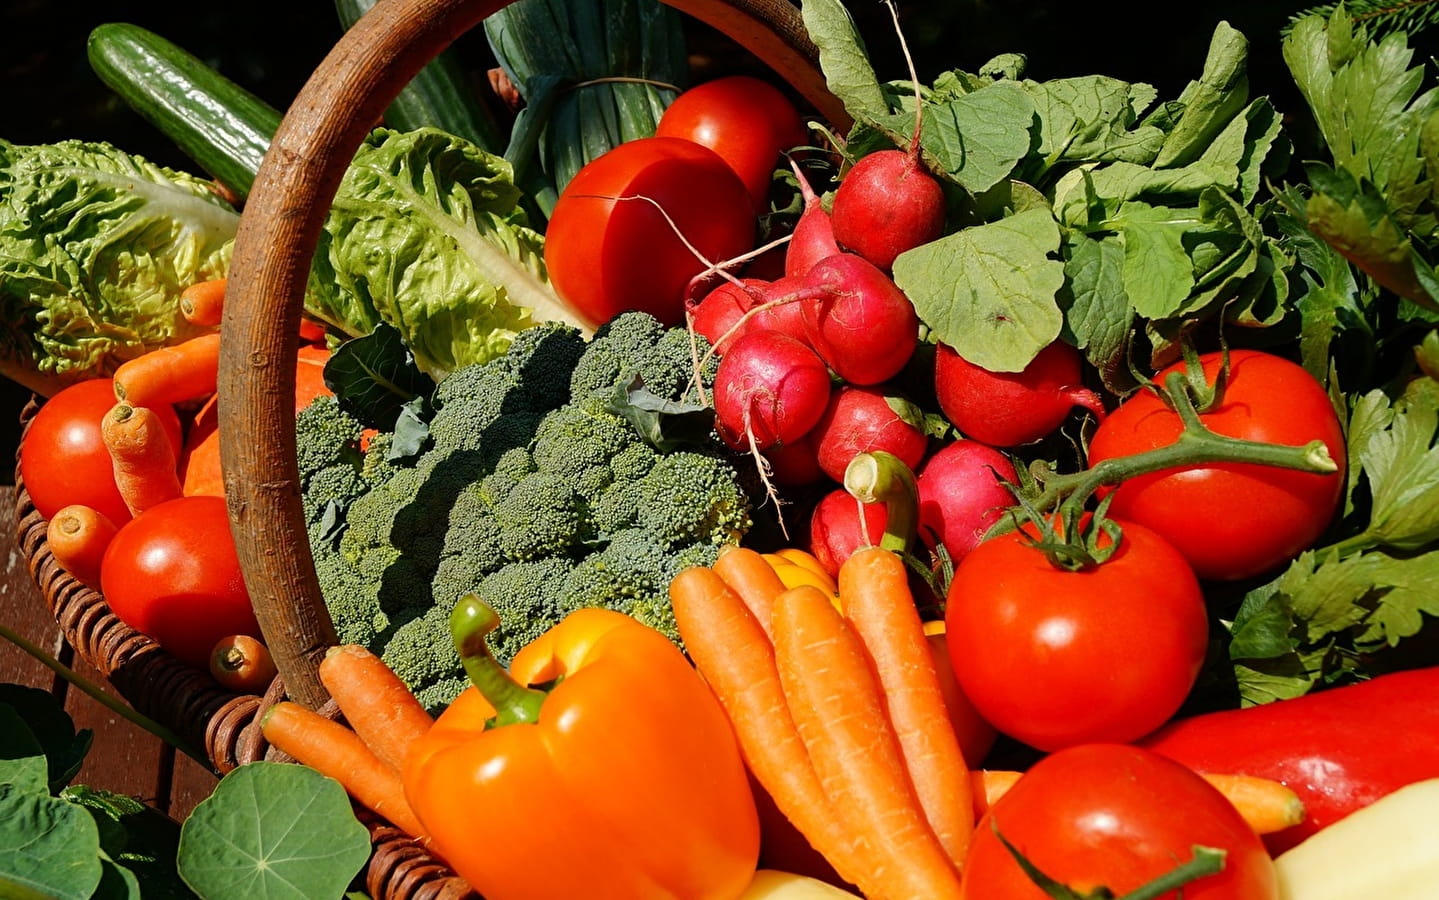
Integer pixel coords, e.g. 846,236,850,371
15,0,841,896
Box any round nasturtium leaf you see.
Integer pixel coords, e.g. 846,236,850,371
0,783,104,900
177,762,371,900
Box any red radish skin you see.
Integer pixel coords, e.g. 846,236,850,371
747,275,813,346
763,432,826,487
801,253,920,386
713,330,833,452
808,487,888,577
689,279,763,355
915,440,1018,562
934,341,1106,447
829,149,946,272
809,385,929,484
785,162,842,279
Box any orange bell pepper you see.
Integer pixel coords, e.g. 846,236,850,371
402,596,761,900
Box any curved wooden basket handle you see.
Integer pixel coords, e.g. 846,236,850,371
219,0,843,710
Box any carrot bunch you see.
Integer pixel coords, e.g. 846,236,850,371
260,644,434,842
671,545,971,900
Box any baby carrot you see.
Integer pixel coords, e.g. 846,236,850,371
101,402,183,517
112,331,222,408
208,635,279,694
179,278,227,327
971,769,1306,835
318,644,434,772
45,503,118,590
840,546,974,869
772,584,963,900
261,700,427,840
713,544,790,638
669,567,876,894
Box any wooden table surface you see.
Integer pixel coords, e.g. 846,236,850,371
1,483,218,821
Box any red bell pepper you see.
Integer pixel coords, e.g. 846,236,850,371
1138,665,1439,853
402,596,761,900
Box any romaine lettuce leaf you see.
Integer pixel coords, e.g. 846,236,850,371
310,127,581,380
0,139,234,395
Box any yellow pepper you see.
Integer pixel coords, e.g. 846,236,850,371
403,596,761,900
762,549,839,600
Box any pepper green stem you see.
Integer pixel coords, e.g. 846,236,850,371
450,595,547,728
0,622,211,768
843,450,919,555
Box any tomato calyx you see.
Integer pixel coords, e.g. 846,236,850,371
991,820,1227,900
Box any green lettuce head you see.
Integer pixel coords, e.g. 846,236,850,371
0,139,236,396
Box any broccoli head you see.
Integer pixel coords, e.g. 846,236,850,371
638,450,753,547
568,311,715,401
470,556,578,667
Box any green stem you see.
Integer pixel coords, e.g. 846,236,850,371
843,450,919,555
1026,373,1337,531
450,595,547,728
0,622,211,768
1115,846,1226,900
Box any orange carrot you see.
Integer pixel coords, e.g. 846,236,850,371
261,700,427,839
318,644,434,772
970,769,1306,835
178,278,227,327
772,583,963,900
839,546,974,869
112,331,222,408
1199,772,1308,834
46,504,118,590
101,402,183,517
712,544,789,637
668,567,875,894
208,635,278,694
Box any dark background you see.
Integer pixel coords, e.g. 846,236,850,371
1,0,1328,478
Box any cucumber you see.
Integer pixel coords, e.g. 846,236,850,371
86,22,282,199
333,0,505,154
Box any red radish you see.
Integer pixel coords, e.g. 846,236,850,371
808,487,887,577
827,4,945,271
713,330,833,452
785,160,842,279
763,432,825,487
689,279,763,355
747,275,812,346
915,439,1018,562
809,385,929,484
801,252,919,386
933,340,1106,447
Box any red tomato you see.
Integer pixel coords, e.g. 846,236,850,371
961,743,1278,900
21,378,182,526
544,136,756,328
100,495,260,668
1085,349,1345,581
656,75,808,212
944,519,1208,751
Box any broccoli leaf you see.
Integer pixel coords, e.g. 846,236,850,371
324,323,433,432
606,376,717,453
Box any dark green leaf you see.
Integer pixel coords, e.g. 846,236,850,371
0,705,49,796
607,376,717,452
324,323,433,432
177,762,371,900
0,782,103,900
0,685,91,792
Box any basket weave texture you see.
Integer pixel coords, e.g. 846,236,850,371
14,0,836,895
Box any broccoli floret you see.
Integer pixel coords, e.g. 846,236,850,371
530,394,636,481
638,450,753,547
472,557,577,666
295,395,366,483
379,598,463,701
302,464,370,525
568,311,713,401
492,472,585,562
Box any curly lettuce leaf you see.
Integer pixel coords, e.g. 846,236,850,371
310,127,582,381
0,139,234,395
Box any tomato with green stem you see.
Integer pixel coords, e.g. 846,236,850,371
1085,348,1346,581
944,517,1209,752
960,743,1278,900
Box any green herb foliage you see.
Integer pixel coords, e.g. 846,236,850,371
176,762,370,900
